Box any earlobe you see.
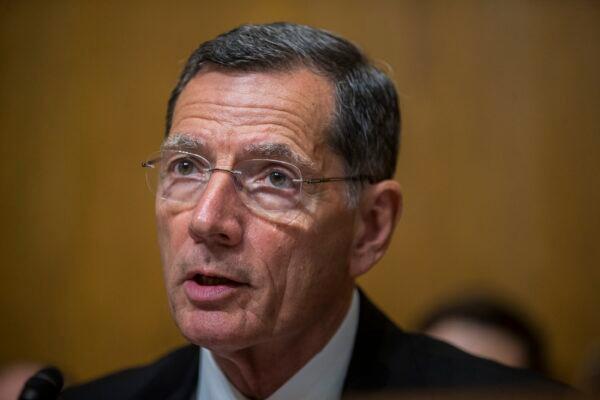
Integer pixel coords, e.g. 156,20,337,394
349,180,402,278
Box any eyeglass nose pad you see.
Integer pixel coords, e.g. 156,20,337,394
229,171,244,192
208,168,244,191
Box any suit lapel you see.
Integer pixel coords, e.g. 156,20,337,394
343,290,393,391
343,290,418,393
165,348,198,400
136,345,199,400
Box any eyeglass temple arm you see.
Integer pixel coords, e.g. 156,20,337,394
141,158,161,168
301,175,377,185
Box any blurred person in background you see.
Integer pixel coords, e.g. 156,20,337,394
419,296,547,373
0,362,44,400
577,346,600,395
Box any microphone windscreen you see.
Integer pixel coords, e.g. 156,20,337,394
18,366,64,400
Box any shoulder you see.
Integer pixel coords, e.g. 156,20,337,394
399,332,565,389
346,291,568,393
61,345,198,400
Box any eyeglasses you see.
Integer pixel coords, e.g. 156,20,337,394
142,150,375,219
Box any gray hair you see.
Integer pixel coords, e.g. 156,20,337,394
165,22,400,203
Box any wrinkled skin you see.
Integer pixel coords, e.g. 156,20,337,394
156,67,401,397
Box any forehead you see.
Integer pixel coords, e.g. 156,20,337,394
168,68,336,167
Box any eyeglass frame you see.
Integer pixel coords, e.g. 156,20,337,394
141,149,378,208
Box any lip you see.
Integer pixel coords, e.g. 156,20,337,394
181,270,247,305
183,279,243,305
183,269,244,285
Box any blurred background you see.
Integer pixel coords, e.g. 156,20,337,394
1,0,598,390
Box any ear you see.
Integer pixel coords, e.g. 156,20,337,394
349,180,402,278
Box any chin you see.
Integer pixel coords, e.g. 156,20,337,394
175,308,261,353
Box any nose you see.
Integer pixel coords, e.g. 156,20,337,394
187,170,243,247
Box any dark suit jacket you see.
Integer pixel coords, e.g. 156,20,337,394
62,292,565,399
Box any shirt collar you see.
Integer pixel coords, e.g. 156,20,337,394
197,289,360,400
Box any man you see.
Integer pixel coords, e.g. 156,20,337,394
419,296,547,373
62,23,565,399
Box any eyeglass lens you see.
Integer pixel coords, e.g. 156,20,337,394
144,150,305,220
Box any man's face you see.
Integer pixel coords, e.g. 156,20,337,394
156,67,359,352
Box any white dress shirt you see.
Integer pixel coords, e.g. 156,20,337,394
196,289,360,400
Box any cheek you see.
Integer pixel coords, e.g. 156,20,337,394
269,222,352,316
248,224,294,291
156,206,190,278
237,224,299,325
291,216,355,289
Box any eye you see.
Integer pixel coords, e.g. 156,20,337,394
173,158,197,176
240,160,301,194
267,170,293,188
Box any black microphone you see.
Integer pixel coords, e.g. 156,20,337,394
18,366,64,400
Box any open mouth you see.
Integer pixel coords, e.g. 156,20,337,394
183,272,246,302
192,274,240,286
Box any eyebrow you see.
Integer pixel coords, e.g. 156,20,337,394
161,134,205,153
161,134,317,173
243,143,317,173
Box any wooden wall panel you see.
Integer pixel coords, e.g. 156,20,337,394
1,0,598,386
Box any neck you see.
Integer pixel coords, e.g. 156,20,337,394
211,287,355,399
